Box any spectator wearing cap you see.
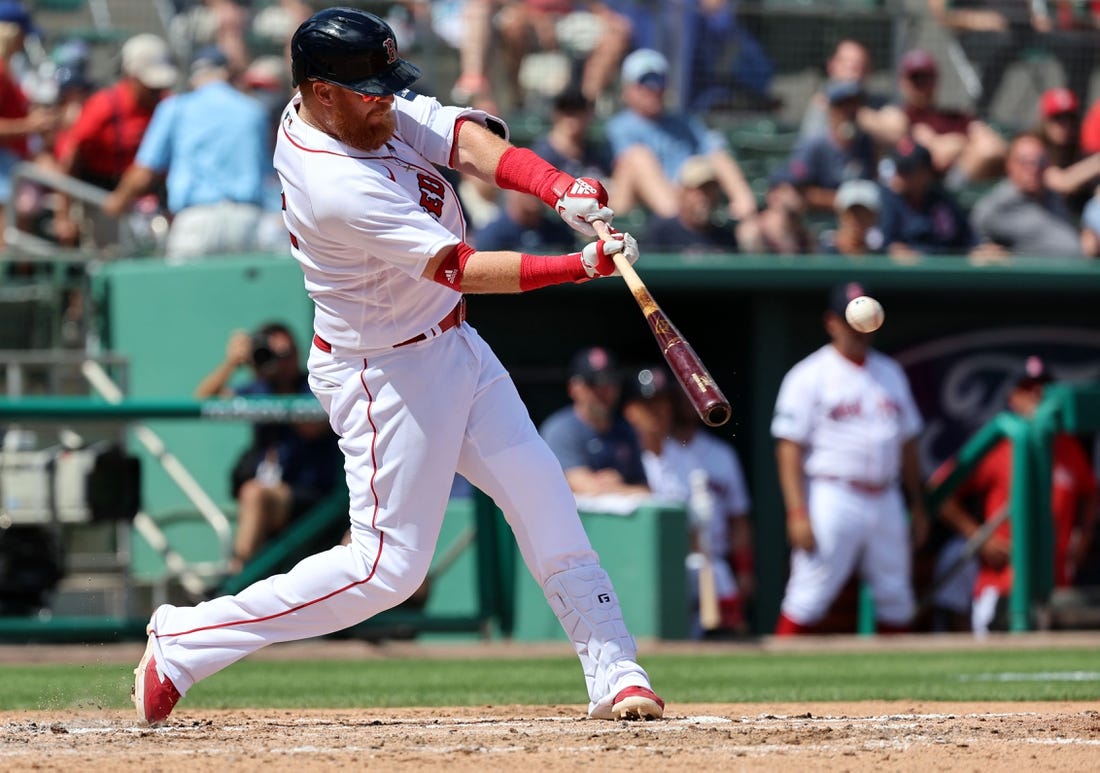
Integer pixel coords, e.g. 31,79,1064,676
927,0,1098,119
937,354,1098,636
774,79,877,213
52,33,178,246
799,38,908,148
1034,87,1100,216
641,155,736,254
771,280,927,636
970,132,1083,258
0,1,57,249
103,46,276,261
735,167,816,255
878,136,979,259
896,47,1006,188
820,179,884,257
539,346,650,498
621,363,754,638
605,48,757,222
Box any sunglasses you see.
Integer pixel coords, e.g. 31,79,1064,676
360,93,388,103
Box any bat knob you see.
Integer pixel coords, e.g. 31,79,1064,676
704,403,732,428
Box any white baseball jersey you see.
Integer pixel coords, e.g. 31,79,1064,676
146,90,657,720
771,345,922,486
275,91,495,350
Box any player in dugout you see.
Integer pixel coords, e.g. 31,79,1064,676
131,6,663,726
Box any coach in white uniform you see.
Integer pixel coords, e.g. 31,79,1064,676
132,7,663,725
771,281,928,635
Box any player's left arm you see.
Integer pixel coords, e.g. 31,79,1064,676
901,436,929,549
449,118,613,236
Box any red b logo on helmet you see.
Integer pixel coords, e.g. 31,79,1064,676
383,37,398,64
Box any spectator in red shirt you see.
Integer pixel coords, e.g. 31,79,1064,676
938,356,1098,636
897,48,1006,187
52,33,178,245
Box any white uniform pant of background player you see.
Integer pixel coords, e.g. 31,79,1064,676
780,479,915,627
146,323,651,717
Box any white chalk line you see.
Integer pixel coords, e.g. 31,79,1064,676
957,671,1100,682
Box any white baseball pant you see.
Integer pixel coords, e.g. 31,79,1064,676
146,323,651,714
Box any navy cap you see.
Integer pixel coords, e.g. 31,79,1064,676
623,365,675,403
825,79,864,105
828,281,871,316
1014,355,1054,388
891,135,934,173
191,45,229,74
570,346,620,385
0,1,35,35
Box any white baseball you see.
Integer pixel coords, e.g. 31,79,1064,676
845,295,884,333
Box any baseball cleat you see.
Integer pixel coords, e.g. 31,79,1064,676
611,685,665,720
132,630,180,726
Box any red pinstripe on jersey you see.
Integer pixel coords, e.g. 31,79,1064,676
155,361,385,640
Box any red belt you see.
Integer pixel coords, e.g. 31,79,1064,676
817,477,893,494
313,298,466,354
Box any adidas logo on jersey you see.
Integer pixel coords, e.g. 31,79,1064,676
444,269,459,285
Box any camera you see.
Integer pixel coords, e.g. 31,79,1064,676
251,332,276,370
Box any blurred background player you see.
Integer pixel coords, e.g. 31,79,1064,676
937,355,1098,636
540,346,650,499
621,364,754,639
772,281,928,635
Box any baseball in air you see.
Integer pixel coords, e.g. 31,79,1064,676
845,295,884,333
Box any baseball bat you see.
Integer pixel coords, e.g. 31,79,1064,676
915,506,1009,618
689,470,722,632
592,221,731,427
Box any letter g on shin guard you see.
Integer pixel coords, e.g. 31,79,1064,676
542,565,638,702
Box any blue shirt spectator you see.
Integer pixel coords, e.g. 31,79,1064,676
539,346,649,495
103,47,278,261
779,79,878,213
878,137,975,256
136,78,269,213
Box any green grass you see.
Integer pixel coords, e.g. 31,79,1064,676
5,648,1099,712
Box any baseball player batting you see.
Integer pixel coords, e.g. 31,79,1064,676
133,7,662,724
771,282,929,635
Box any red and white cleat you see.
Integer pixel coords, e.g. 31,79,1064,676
132,631,180,725
611,685,665,720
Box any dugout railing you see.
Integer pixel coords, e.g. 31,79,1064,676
867,383,1100,635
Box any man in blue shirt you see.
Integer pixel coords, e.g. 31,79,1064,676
878,137,976,258
103,46,276,261
540,346,650,497
778,79,877,213
604,48,757,224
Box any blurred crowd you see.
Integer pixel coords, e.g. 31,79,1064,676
1,1,1099,268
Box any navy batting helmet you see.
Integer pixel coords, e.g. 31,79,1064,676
290,7,420,96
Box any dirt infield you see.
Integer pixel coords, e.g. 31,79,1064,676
1,635,1098,770
2,701,1098,771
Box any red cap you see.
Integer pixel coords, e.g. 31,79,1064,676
1040,87,1079,118
900,49,938,77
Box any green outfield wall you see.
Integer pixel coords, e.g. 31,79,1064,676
91,253,1100,636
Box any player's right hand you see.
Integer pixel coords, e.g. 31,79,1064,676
787,516,816,552
580,232,639,278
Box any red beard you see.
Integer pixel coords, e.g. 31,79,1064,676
331,105,397,152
